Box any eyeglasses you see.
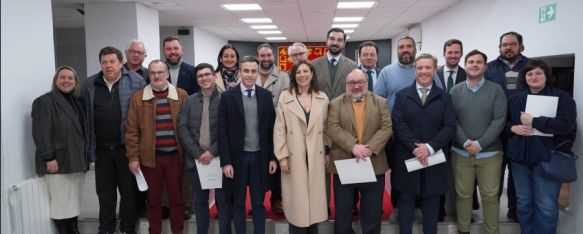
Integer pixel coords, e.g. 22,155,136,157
347,80,366,87
501,42,519,48
149,71,166,77
290,51,306,57
128,49,145,56
197,72,214,79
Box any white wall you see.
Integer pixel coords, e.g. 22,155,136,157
160,27,195,65
411,0,583,232
135,3,160,66
1,0,56,233
193,27,228,69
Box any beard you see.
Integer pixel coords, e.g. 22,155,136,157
165,55,181,65
398,52,415,65
260,61,273,70
328,45,342,55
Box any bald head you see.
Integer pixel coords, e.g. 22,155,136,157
346,69,368,100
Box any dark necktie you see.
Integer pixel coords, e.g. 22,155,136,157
329,58,337,83
366,70,374,91
246,89,253,97
447,70,454,92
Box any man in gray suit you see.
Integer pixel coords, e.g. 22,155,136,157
312,28,357,100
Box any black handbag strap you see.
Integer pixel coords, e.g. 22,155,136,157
553,140,579,160
554,140,573,150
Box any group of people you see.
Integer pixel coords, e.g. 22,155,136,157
31,27,576,234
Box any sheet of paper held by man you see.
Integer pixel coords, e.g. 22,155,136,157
525,94,558,137
135,168,148,191
405,150,446,172
334,158,377,184
196,157,223,189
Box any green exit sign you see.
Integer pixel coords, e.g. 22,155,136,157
539,3,557,23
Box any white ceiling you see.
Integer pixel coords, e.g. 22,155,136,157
52,0,462,42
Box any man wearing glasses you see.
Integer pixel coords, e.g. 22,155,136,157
124,39,149,81
288,42,309,65
327,69,392,234
485,31,530,223
126,60,189,234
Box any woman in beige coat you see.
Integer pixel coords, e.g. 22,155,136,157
274,61,329,234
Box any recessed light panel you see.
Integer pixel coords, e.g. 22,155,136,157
333,17,364,22
337,2,375,9
266,37,287,40
223,4,262,11
258,30,282,34
250,25,278,29
332,24,359,28
241,18,272,23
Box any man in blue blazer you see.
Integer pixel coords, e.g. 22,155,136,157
163,35,199,95
218,56,278,234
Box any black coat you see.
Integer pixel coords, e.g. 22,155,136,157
171,62,199,95
391,82,457,196
218,85,276,197
437,65,467,91
32,90,88,175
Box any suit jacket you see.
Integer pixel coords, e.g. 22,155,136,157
391,82,457,196
437,65,466,92
326,92,393,175
256,67,290,107
312,55,357,100
32,90,88,175
218,84,276,197
170,62,199,95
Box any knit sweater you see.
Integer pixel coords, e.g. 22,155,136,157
450,80,507,152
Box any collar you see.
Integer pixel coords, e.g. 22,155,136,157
240,84,256,96
142,81,179,100
465,77,486,92
259,64,274,75
359,65,376,74
398,62,415,68
351,94,367,103
167,60,182,69
327,53,341,63
416,82,432,90
444,66,458,73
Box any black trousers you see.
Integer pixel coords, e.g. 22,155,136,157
334,175,385,234
270,166,282,203
289,223,319,234
95,148,139,233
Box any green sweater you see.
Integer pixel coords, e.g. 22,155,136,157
450,80,507,152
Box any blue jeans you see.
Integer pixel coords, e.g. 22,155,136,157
190,168,232,234
511,162,561,234
233,151,266,234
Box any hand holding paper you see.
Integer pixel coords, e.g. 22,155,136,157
334,158,377,184
405,150,446,172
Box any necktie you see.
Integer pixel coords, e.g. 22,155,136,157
420,88,429,105
366,70,374,91
329,58,337,83
246,89,253,97
447,70,454,92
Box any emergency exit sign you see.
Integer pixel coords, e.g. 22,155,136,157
539,3,557,23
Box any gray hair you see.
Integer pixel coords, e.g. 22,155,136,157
288,42,307,55
126,39,147,53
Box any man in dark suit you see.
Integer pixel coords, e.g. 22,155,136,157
162,35,199,219
312,27,357,100
327,69,392,234
437,39,467,92
436,39,478,222
358,41,381,92
163,35,199,95
219,56,278,234
391,53,456,234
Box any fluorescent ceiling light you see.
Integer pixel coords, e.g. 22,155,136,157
337,2,375,9
333,17,364,22
344,29,355,33
250,25,277,29
257,30,282,34
266,37,287,40
223,4,262,11
241,18,272,23
332,23,358,28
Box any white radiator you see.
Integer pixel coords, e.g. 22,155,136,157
8,177,54,234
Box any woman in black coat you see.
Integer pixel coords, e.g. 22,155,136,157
506,59,577,234
32,66,88,234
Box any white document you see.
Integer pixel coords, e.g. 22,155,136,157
195,157,223,189
405,150,447,172
525,95,558,137
135,169,148,192
334,158,377,184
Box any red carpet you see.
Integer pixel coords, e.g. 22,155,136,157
209,187,393,221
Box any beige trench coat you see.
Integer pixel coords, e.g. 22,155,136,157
273,90,329,227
